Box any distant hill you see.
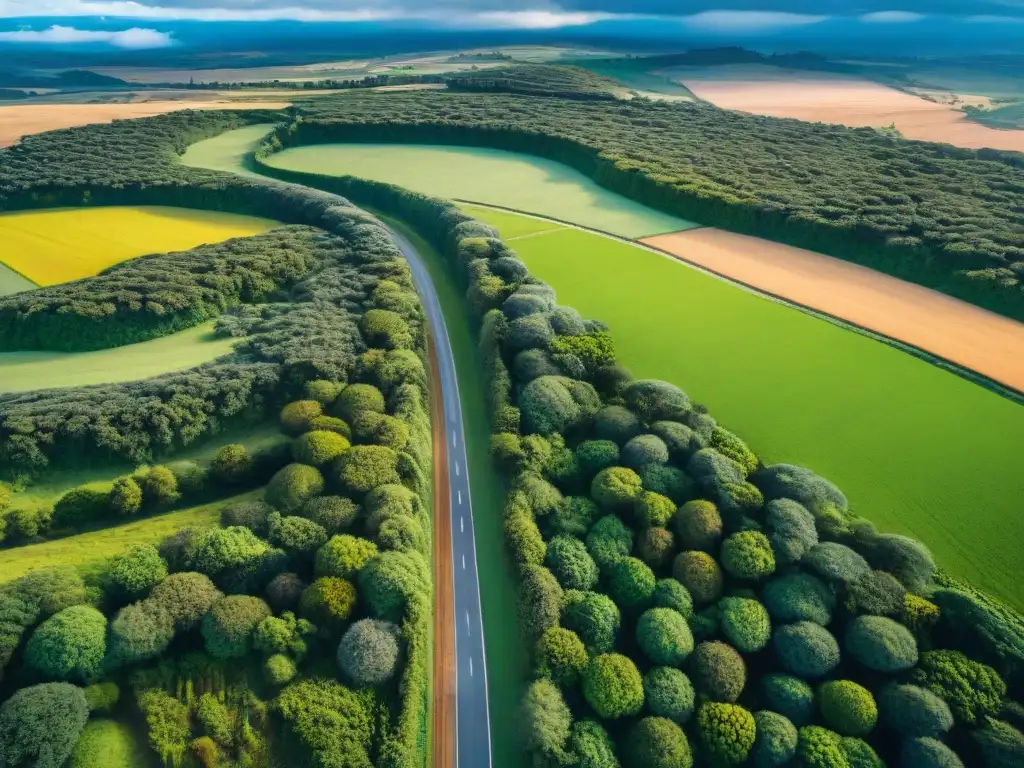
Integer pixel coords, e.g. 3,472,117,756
0,88,35,100
445,64,620,100
0,68,128,88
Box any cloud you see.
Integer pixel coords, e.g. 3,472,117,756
681,11,828,33
467,11,623,29
0,24,173,47
860,11,925,23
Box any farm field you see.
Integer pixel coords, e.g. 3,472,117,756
0,320,239,394
180,122,276,175
262,142,699,237
0,260,35,296
0,490,259,585
463,204,1024,610
675,64,1024,151
0,206,276,285
578,59,698,101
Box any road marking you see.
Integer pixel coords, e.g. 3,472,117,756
470,657,474,677
455,461,460,477
462,554,466,570
466,611,471,634
457,490,462,505
460,516,464,533
452,429,457,448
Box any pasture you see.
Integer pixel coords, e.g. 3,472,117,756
465,204,1024,610
0,320,239,394
0,260,35,296
0,206,275,285
180,122,276,176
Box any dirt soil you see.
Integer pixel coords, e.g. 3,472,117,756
674,64,1024,152
429,336,455,768
641,227,1024,393
0,100,289,148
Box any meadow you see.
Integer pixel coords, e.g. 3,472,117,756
0,260,34,296
0,320,239,394
179,122,276,176
0,206,276,285
462,204,1024,610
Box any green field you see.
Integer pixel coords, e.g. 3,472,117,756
262,142,698,238
69,719,155,768
0,490,259,585
0,261,35,297
464,204,1024,611
180,122,277,176
576,59,698,101
0,320,239,394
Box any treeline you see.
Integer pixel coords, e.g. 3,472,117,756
250,151,1024,767
160,72,444,91
290,90,1024,321
445,64,621,100
0,226,327,352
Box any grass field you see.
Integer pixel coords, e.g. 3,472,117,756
69,719,155,768
0,260,35,297
576,59,698,101
463,204,1024,611
0,206,276,286
180,122,277,176
262,142,698,238
0,320,239,394
0,490,259,585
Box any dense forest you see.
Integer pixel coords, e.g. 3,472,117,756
445,64,621,100
252,145,1024,768
286,90,1024,320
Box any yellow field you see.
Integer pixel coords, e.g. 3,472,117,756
0,206,276,286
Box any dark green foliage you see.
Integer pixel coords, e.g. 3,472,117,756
697,702,756,765
52,486,109,528
185,525,272,585
546,535,599,591
673,500,722,552
358,550,429,623
535,627,589,687
265,463,325,514
585,514,634,570
303,495,359,534
819,680,878,737
593,406,641,445
300,576,357,631
275,677,373,768
107,601,173,668
201,595,272,659
752,710,798,768
638,463,694,504
774,621,841,679
650,421,704,462
0,683,88,768
517,564,564,642
25,605,106,682
721,531,776,580
841,737,883,768
563,590,621,654
575,440,620,480
219,500,274,536
549,496,598,538
568,719,618,768
519,679,572,766
624,380,690,422
805,542,871,584
754,464,848,513
334,444,401,496
764,498,818,565
867,534,936,593
763,573,835,626
267,512,328,558
82,682,119,714
583,653,644,719
878,683,954,737
636,527,675,570
718,597,771,653
626,717,693,768
971,718,1024,768
849,570,907,616
167,460,206,494
210,444,253,486
689,640,746,704
761,673,815,726
607,557,656,608
672,551,723,605
644,666,695,723
265,572,305,612
910,650,1007,726
446,63,621,99
622,435,669,470
901,737,965,768
845,615,918,672
637,608,694,666
337,618,401,686
651,579,693,619
109,477,143,517
931,587,1024,687
520,375,600,436
104,544,167,601
147,571,222,631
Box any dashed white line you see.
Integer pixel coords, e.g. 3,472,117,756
457,490,463,505
462,554,466,570
452,429,457,448
469,657,474,677
455,461,460,477
460,516,464,533
466,611,471,634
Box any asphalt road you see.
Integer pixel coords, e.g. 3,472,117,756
387,226,493,768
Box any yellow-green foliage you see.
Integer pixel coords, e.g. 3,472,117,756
69,719,151,768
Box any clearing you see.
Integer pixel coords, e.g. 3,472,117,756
642,228,1024,393
0,205,275,285
180,122,276,176
0,320,239,394
261,142,698,238
464,204,1024,611
674,64,1024,152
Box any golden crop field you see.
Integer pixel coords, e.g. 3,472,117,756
0,206,276,286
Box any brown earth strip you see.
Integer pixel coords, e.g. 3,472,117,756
428,334,455,768
640,227,1024,393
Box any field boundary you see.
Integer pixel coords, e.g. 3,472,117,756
457,198,1024,405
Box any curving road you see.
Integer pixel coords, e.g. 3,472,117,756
387,225,493,768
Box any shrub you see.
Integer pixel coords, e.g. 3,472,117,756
293,430,350,466
545,535,599,591
358,550,428,622
281,400,324,435
267,513,328,558
378,514,424,553
265,463,325,514
819,681,877,736
651,420,703,461
104,544,167,601
687,448,745,488
264,654,297,686
636,527,676,570
608,557,656,608
652,578,693,618
774,621,841,678
845,615,918,672
583,653,644,719
627,717,693,768
970,718,1024,768
516,473,563,516
202,595,271,659
624,380,690,422
186,525,270,578
69,719,146,768
911,650,1006,726
763,573,835,626
337,619,401,686
334,445,401,496
868,533,936,593
902,593,941,642
697,702,756,765
548,496,598,538
901,737,965,768
303,379,342,405
672,500,722,552
796,726,847,768
196,693,231,745
575,440,620,479
719,597,772,653
639,464,694,504
52,486,109,528
761,673,815,726
519,679,572,764
109,477,142,517
591,466,643,509
107,602,172,668
764,499,817,565
672,551,723,605
878,683,953,737
351,411,410,451
721,531,775,581
518,565,564,642
219,500,273,536
754,464,848,513
0,683,88,768
167,460,206,495
841,737,883,768
148,572,222,631
848,570,905,617
137,689,190,766
633,491,675,528
274,678,373,768
805,542,871,584
520,376,599,435
593,405,641,444
254,611,314,657
585,514,634,570
710,427,758,475
304,496,359,534
622,435,669,469
25,605,106,682
315,534,379,579
689,641,746,703
82,682,119,714
265,572,304,613
637,608,694,666
562,590,620,654
310,415,352,438
299,577,357,631
568,719,617,768
138,466,180,507
752,710,798,768
535,627,588,687
364,483,420,531
209,444,252,486
644,667,695,723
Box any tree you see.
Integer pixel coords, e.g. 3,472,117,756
575,440,620,479
304,495,360,534
900,737,965,768
568,720,618,768
633,491,675,528
147,572,222,631
754,464,847,513
607,557,656,608
673,500,722,551
583,653,644,719
520,376,599,436
52,486,109,528
104,544,167,601
209,444,253,486
137,689,190,767
845,615,918,672
761,673,815,726
109,476,142,517
652,578,693,618
265,463,325,513
636,607,694,666
202,595,272,659
316,534,379,579
644,667,695,724
718,597,771,653
867,533,936,593
333,383,386,423
624,380,690,422
299,577,357,632
219,500,273,536
562,590,620,654
267,512,328,558
819,681,877,737
545,535,599,591
280,399,324,435
358,550,428,622
764,498,817,565
25,605,106,682
585,514,634,570
762,572,834,626
849,570,906,617
591,466,642,509
910,650,1007,726
774,621,840,679
196,693,232,746
334,445,401,496
622,435,669,470
337,619,401,686
640,464,694,504
672,551,722,605
651,420,704,462
593,405,641,444
805,542,871,584
138,466,180,508
720,531,775,581
795,726,847,768
0,683,88,768
752,711,798,768
266,572,305,612
877,683,953,737
82,682,119,714
265,654,297,686
254,611,314,657
626,717,692,768
275,678,373,768
106,601,174,667
518,564,563,642
971,718,1024,768
697,702,756,765
351,412,410,451
689,641,746,703
636,526,675,570
535,627,588,687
